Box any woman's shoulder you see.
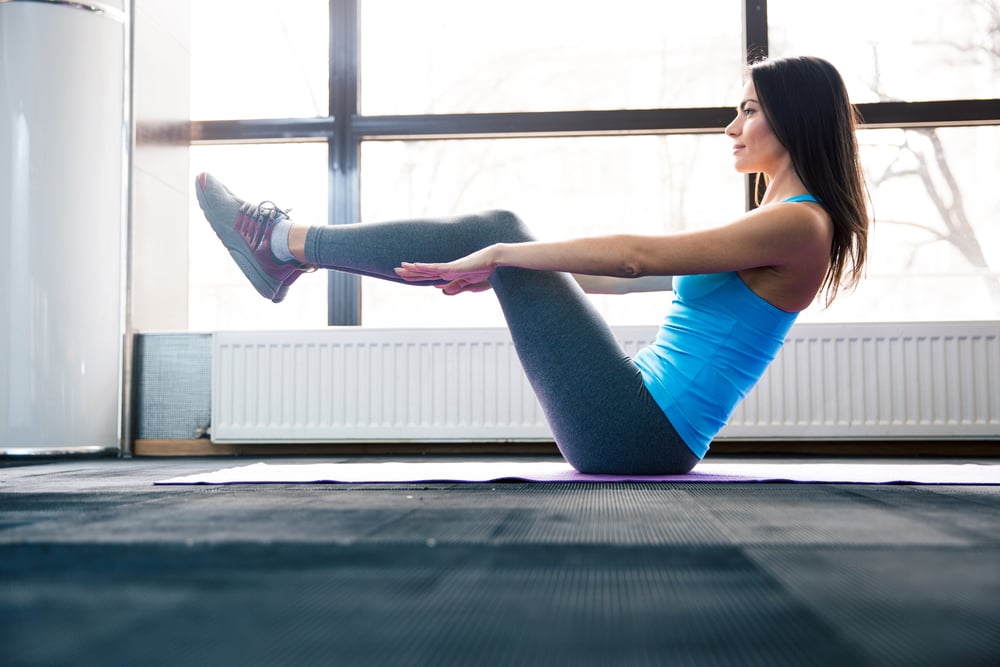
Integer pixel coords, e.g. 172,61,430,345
736,201,833,311
753,197,832,248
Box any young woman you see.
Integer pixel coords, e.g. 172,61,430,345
196,55,869,475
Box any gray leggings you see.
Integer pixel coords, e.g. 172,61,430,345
304,209,698,475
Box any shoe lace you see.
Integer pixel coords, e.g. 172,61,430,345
236,200,291,250
236,200,315,270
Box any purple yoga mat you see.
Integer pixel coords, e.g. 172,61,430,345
155,460,1000,485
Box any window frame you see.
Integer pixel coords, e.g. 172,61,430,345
190,0,1000,325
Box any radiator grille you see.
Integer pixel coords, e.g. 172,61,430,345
728,324,1000,438
212,324,1000,443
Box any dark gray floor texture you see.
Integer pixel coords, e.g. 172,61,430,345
2,456,998,667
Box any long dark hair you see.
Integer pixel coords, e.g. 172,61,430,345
749,55,870,306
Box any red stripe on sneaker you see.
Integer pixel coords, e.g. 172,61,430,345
235,210,263,250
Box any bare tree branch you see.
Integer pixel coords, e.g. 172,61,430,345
876,219,951,243
863,35,1000,313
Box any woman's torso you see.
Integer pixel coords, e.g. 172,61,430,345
633,193,829,457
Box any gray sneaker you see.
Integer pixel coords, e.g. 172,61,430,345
195,172,312,303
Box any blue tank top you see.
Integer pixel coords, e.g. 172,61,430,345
633,194,817,458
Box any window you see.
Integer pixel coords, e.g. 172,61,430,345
360,134,739,327
769,0,1000,322
808,126,1000,323
190,0,1000,328
360,0,742,114
190,1,329,119
769,0,998,103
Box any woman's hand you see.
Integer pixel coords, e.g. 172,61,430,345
435,279,493,296
395,245,499,288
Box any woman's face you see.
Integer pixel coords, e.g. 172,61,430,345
725,80,786,174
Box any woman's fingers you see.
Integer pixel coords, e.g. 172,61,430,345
436,279,493,295
394,262,441,281
394,261,494,295
395,261,458,279
395,261,493,284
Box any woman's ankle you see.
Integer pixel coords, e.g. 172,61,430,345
288,223,310,264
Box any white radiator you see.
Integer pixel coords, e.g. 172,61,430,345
211,323,1000,443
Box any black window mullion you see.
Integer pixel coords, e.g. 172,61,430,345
328,0,361,325
190,118,333,142
743,0,768,61
742,0,768,209
353,108,737,140
186,100,1000,145
857,99,1000,128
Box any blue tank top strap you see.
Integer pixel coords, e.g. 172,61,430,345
782,193,821,204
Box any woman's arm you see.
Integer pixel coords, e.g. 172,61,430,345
572,274,674,294
424,271,673,297
395,203,830,287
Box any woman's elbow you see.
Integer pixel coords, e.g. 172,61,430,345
617,239,655,278
618,251,650,278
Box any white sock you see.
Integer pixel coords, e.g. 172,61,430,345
270,218,295,262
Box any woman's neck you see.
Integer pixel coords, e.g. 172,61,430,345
756,156,809,206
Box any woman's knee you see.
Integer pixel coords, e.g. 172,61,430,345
478,209,535,244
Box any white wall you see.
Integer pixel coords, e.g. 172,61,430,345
131,0,191,331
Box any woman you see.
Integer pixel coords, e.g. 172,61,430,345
196,55,869,475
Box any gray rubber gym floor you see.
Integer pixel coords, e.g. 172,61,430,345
2,456,999,666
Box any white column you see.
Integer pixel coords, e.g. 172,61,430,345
0,0,127,452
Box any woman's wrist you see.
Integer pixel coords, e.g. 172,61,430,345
489,243,510,269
